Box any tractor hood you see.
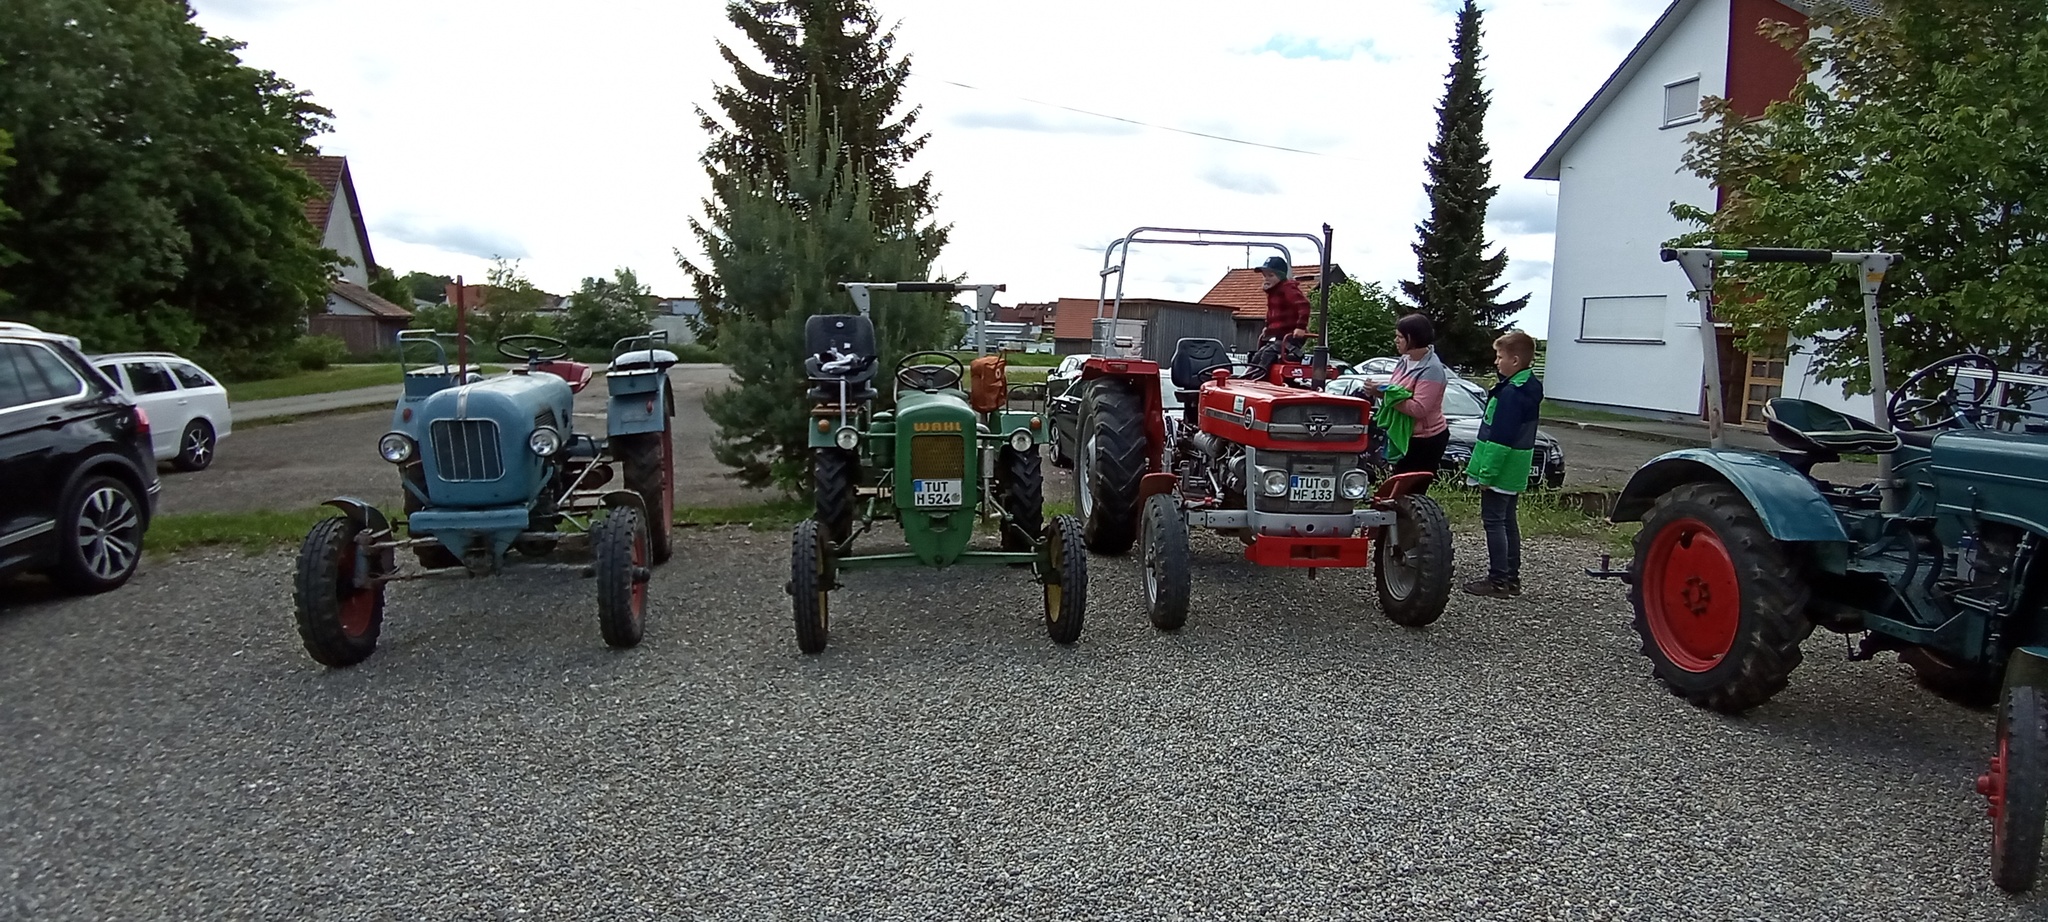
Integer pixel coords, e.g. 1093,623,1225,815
412,371,574,507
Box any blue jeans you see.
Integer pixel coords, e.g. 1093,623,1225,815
1480,488,1521,584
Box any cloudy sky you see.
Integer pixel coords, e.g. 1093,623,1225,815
187,0,1673,338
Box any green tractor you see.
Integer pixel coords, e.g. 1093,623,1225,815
785,280,1085,653
1590,247,2048,891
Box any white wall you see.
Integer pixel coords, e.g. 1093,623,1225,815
325,292,373,316
1543,0,1729,417
326,193,370,286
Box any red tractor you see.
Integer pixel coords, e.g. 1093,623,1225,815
1069,224,1456,629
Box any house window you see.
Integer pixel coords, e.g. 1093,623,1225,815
1579,295,1666,343
1663,76,1702,126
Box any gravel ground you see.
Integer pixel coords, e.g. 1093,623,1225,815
2,528,2039,921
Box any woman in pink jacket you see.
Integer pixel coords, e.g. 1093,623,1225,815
1376,313,1451,482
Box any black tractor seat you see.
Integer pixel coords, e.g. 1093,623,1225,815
1764,397,1903,459
804,314,878,402
1168,336,1228,420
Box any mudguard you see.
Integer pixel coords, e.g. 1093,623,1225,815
1611,448,1849,543
599,489,648,520
607,375,672,438
321,497,392,534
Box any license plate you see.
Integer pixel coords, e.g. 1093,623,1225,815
1288,475,1336,503
912,479,963,508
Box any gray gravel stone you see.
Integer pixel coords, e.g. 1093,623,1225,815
1,527,2041,920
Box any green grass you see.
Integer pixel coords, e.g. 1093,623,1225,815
146,508,335,556
227,363,508,402
674,498,812,532
1430,485,1640,556
1006,367,1050,384
951,350,1061,367
1540,400,1645,424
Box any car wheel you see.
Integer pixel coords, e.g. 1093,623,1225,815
172,420,216,472
53,475,145,593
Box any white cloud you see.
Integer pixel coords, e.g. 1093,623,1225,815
189,0,1672,339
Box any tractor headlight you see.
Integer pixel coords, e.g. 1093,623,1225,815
1259,467,1289,497
1340,469,1370,500
528,426,563,457
378,432,416,464
1008,429,1033,452
834,426,861,451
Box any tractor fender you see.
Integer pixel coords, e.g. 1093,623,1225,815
1078,357,1167,473
2007,647,2048,695
597,489,648,520
321,497,392,534
606,374,672,438
1611,449,1849,543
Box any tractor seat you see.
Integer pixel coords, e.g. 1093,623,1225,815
609,348,678,373
1764,398,1902,456
1169,337,1229,391
804,313,878,402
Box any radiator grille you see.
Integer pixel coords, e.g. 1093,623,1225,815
909,434,965,480
430,419,505,482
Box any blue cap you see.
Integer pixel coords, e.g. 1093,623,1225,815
1257,255,1289,276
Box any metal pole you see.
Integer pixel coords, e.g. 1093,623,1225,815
1667,251,1727,450
454,275,468,373
1312,223,1332,387
1859,253,1899,512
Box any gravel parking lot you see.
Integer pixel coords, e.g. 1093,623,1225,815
3,526,2039,920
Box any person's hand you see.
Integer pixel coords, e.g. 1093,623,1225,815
1291,328,1307,339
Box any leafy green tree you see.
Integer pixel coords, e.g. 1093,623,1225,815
1671,0,2048,395
701,89,949,490
1321,280,1402,365
402,271,452,305
1401,0,1529,370
682,0,948,347
0,0,335,376
562,268,657,352
368,265,411,306
0,129,18,303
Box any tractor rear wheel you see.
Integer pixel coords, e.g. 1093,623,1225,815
1902,647,2001,711
1075,379,1147,555
998,445,1043,552
789,519,831,654
1987,685,2048,892
293,516,386,668
1141,494,1190,630
1375,494,1453,627
813,447,859,546
1628,482,1813,713
1042,515,1087,645
592,505,649,649
618,432,674,564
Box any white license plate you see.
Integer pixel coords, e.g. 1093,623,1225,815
912,479,963,508
1288,475,1337,503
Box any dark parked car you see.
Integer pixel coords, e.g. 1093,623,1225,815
0,328,159,593
1326,373,1566,489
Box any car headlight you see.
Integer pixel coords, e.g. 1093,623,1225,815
834,426,861,451
1008,429,1033,452
378,432,416,464
1259,467,1288,497
528,426,562,457
1340,469,1370,499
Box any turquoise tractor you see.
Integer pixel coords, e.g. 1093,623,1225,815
787,281,1086,653
291,331,680,668
1589,247,2048,891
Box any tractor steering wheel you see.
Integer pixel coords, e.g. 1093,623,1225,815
496,334,572,364
1887,352,2001,432
895,351,966,392
1197,361,1264,381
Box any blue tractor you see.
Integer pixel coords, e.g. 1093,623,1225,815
291,331,680,667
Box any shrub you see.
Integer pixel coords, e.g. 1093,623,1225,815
290,335,350,370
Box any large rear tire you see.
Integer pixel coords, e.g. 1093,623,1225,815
592,505,649,649
1987,685,2048,892
618,432,674,564
1375,494,1453,627
292,516,386,668
789,519,831,654
1141,494,1190,630
1074,379,1147,556
813,447,859,546
1042,515,1087,645
998,445,1043,552
1627,482,1813,713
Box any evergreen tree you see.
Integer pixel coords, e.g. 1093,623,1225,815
682,0,948,347
700,87,953,490
1401,0,1529,370
0,130,17,303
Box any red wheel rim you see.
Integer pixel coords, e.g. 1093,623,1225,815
1642,517,1740,672
1984,734,2010,846
629,526,648,618
336,546,374,637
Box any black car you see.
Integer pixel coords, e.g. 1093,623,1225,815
0,328,159,593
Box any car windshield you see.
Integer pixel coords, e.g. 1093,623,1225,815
1441,384,1486,418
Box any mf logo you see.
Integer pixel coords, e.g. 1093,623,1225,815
913,421,963,432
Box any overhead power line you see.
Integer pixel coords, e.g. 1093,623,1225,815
932,78,1368,162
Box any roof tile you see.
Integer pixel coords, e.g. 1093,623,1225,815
329,279,414,319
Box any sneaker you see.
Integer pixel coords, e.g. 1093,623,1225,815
1505,578,1522,597
1463,577,1512,598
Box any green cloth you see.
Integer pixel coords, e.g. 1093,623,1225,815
1374,384,1415,461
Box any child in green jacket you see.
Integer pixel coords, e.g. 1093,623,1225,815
1463,330,1544,598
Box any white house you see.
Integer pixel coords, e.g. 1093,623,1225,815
294,154,412,354
1528,0,1881,428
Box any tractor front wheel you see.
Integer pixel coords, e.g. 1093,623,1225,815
789,518,831,654
998,445,1043,552
592,505,649,649
1141,494,1190,631
814,447,859,546
1042,515,1087,645
1075,379,1147,555
292,516,387,668
618,432,674,564
1628,482,1813,713
1375,494,1453,627
1986,685,2048,892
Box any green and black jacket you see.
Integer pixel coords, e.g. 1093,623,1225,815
1466,369,1544,493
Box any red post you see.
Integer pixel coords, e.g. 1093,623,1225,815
454,275,468,371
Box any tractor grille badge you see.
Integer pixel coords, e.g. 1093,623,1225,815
1308,413,1332,437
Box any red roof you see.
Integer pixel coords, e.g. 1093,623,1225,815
1199,264,1340,319
329,279,413,319
292,155,348,234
